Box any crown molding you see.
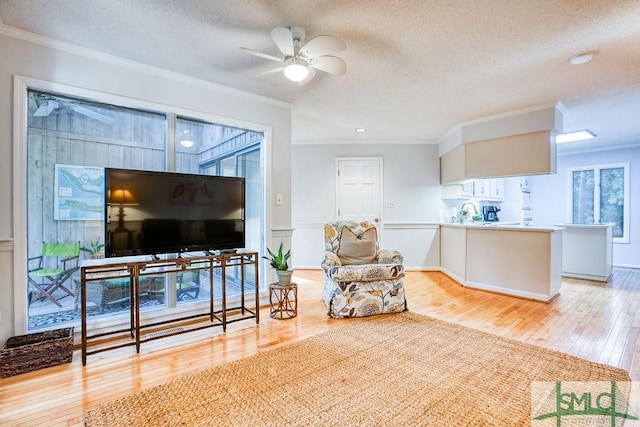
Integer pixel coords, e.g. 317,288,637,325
558,142,640,156
292,139,436,146
0,25,292,110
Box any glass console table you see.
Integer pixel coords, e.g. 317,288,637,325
80,252,259,365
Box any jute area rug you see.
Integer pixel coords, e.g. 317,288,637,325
85,312,630,426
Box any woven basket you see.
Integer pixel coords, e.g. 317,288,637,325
0,327,74,378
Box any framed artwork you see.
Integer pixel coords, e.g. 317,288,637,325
54,164,105,220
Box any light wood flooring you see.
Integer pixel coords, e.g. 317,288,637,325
1,268,640,426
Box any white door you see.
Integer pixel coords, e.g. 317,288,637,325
336,157,382,225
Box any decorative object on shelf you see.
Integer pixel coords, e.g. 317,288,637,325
458,208,469,223
262,241,293,285
0,327,74,378
81,238,105,259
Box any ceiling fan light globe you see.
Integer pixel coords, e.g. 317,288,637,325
284,63,310,82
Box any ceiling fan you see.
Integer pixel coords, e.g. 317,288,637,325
241,26,347,83
28,92,115,124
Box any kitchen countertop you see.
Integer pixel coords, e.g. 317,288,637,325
554,223,613,228
440,222,565,233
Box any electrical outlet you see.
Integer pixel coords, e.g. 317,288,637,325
275,193,283,206
385,202,395,208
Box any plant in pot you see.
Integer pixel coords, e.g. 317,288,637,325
262,241,293,285
81,238,105,259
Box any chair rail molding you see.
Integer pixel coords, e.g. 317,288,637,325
290,222,441,271
0,239,14,252
382,222,440,229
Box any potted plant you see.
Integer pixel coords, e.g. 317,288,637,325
81,238,105,259
262,241,293,285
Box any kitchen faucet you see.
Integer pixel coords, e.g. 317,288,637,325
460,202,478,215
458,202,479,223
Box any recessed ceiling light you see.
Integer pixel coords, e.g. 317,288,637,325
355,128,367,132
569,52,594,65
556,130,596,143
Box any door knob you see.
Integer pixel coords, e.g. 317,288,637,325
374,218,379,222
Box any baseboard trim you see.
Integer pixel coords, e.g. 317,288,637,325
464,280,557,303
613,263,640,270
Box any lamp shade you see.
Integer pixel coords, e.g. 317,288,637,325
109,188,136,205
284,59,310,82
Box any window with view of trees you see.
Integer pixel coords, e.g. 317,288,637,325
570,163,629,243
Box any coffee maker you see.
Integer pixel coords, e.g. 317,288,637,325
482,205,500,222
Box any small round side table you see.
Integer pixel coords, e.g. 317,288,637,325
269,282,298,319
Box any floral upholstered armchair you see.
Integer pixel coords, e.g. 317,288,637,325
321,221,407,318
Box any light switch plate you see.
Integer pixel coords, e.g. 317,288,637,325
276,193,283,206
385,202,395,208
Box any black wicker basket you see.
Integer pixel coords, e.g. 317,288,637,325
0,327,74,378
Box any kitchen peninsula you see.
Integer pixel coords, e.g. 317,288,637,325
440,223,564,302
557,223,613,282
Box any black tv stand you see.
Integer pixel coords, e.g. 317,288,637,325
80,252,259,365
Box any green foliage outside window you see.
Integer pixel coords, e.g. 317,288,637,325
572,166,625,239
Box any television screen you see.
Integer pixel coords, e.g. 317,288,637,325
105,168,245,257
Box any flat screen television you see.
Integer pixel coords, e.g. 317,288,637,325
105,168,245,257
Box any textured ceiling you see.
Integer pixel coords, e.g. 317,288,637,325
1,0,640,153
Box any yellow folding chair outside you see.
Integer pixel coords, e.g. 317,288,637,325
28,242,80,307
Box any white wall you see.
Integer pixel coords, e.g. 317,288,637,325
532,145,640,268
0,32,292,342
291,143,441,270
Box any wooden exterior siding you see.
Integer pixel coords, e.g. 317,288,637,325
26,108,168,262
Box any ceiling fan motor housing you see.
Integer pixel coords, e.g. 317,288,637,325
289,26,306,46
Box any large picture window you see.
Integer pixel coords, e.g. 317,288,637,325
25,89,264,331
569,163,630,243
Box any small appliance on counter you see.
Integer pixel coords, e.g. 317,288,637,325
482,205,500,222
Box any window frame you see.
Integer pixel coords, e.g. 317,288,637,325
567,162,630,244
13,75,272,336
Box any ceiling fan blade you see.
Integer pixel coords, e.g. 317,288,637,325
271,27,294,56
300,35,346,59
310,56,347,76
257,66,285,76
239,47,282,62
33,100,58,117
28,96,38,112
70,104,114,123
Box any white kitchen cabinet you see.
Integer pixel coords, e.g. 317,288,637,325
489,178,504,200
441,181,474,199
472,178,503,200
473,180,490,198
520,176,531,192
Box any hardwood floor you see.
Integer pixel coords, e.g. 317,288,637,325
1,268,640,426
